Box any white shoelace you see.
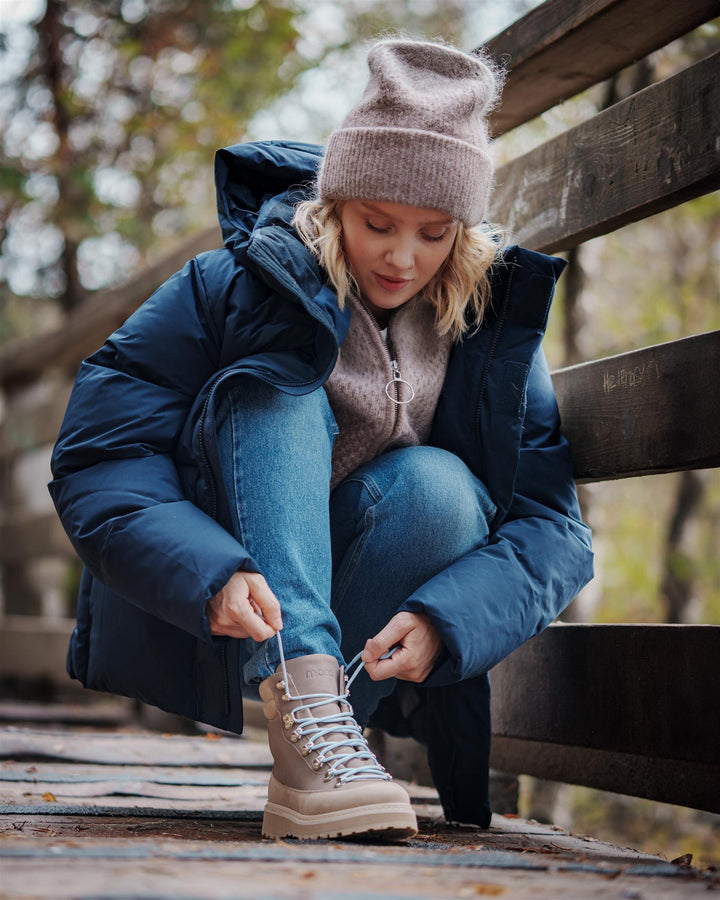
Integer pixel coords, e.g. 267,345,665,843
275,631,394,784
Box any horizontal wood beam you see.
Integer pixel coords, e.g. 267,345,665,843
0,226,221,390
490,738,718,813
0,615,75,682
0,382,72,464
488,52,720,252
551,331,720,481
485,0,719,135
0,513,74,564
490,623,720,812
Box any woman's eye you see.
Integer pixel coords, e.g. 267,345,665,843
421,231,447,243
366,219,391,234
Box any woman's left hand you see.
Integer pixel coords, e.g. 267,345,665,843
361,611,442,683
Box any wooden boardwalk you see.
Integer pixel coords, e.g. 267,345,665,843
0,702,713,899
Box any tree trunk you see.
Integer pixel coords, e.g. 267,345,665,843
37,0,85,312
660,469,708,624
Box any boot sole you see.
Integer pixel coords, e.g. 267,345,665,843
262,800,418,840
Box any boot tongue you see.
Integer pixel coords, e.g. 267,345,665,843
284,655,367,769
285,655,349,721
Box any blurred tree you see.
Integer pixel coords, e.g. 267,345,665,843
0,0,537,335
0,0,311,316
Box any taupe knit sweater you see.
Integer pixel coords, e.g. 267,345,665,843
325,295,451,489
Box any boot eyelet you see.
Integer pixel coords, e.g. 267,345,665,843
282,693,291,702
276,680,286,690
290,730,301,743
301,745,310,756
282,713,294,729
312,760,322,771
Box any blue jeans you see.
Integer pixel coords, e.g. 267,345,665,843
216,378,496,724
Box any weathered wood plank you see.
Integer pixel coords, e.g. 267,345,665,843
485,0,719,135
490,623,720,811
0,780,268,805
0,513,75,564
0,225,221,389
0,729,272,768
0,700,134,726
490,737,719,813
0,832,692,875
0,811,666,865
2,855,705,900
552,331,720,481
0,722,708,896
0,762,266,785
492,624,720,761
488,52,720,252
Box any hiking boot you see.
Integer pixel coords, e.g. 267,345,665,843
259,652,417,840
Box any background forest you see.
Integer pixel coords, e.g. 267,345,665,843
1,0,718,867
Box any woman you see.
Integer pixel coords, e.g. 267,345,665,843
50,39,594,840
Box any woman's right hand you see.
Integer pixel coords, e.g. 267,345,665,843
206,571,282,641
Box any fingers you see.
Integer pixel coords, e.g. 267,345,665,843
244,571,283,633
207,571,282,641
365,645,410,681
361,616,407,664
362,612,442,683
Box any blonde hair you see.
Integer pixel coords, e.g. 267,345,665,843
293,198,502,341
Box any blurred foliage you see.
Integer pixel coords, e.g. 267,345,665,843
0,0,313,315
0,0,520,331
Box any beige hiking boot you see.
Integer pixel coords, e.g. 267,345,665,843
259,652,417,840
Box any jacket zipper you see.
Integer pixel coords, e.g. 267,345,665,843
386,334,402,407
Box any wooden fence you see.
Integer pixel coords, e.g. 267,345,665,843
0,0,718,811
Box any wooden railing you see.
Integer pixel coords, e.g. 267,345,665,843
0,0,718,810
484,0,720,814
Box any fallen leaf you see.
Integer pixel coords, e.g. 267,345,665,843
671,853,693,867
42,792,57,803
25,766,37,774
205,732,222,741
458,885,505,897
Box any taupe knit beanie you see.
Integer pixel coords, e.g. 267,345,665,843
318,39,499,226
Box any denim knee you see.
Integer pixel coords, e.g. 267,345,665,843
333,445,496,561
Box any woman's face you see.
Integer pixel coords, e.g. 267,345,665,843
339,199,459,324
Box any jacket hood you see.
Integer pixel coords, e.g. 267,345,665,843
215,140,324,256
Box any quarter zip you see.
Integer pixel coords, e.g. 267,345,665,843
389,359,403,401
385,334,415,406
386,334,401,408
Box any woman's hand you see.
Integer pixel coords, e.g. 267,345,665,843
206,571,282,641
361,611,442,683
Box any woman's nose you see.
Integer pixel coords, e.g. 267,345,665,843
385,240,414,270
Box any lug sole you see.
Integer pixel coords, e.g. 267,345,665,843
262,800,418,840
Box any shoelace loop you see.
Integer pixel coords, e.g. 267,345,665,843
275,631,397,785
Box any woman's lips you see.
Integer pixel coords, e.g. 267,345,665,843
373,272,412,292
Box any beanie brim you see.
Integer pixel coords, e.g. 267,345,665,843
318,127,493,226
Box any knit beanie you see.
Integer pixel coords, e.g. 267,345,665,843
318,39,499,226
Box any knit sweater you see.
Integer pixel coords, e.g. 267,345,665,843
325,294,452,489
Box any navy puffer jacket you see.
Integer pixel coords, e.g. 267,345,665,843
50,141,593,824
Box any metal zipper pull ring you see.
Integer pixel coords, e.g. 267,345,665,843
385,360,415,405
